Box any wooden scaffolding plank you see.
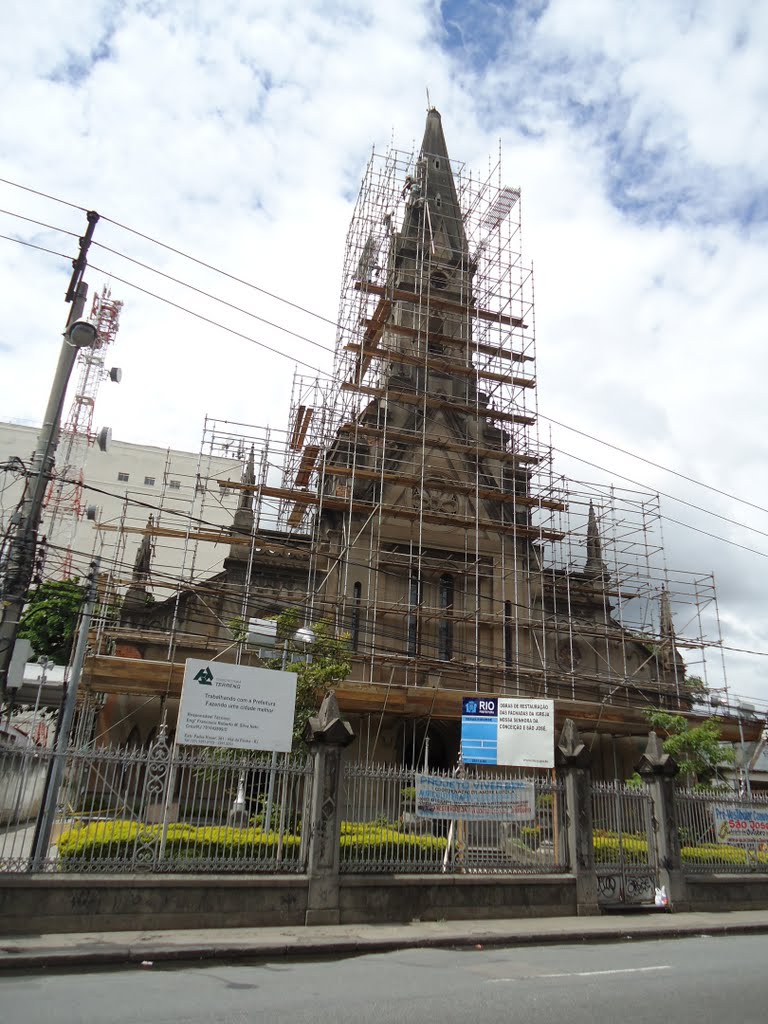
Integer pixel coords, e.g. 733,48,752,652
344,342,535,388
354,281,528,329
336,423,542,466
96,523,248,545
294,444,320,487
318,463,566,511
226,483,563,540
340,381,536,426
289,405,313,451
363,319,532,363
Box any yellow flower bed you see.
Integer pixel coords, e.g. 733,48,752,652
57,819,301,860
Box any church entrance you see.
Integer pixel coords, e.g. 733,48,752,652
398,719,458,772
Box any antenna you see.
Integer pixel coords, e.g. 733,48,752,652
426,86,431,111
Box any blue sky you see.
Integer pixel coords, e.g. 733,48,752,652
1,0,768,708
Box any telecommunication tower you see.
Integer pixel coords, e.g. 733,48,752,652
43,285,123,578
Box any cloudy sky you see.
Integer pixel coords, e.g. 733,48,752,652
2,0,767,712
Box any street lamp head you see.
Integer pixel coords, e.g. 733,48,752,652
67,319,98,348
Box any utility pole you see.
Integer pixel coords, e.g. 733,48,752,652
0,211,100,695
30,557,100,869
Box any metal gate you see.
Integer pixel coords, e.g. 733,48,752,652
592,782,658,907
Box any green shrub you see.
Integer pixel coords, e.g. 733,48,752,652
680,843,768,867
57,818,447,864
57,820,301,862
593,833,649,864
520,825,541,849
340,822,447,860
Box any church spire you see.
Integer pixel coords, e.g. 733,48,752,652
237,447,255,514
382,107,473,396
658,586,679,672
583,501,608,583
228,447,255,563
398,107,467,281
119,515,153,625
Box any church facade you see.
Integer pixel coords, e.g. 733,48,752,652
88,109,715,778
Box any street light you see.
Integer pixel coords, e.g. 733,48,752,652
66,320,98,349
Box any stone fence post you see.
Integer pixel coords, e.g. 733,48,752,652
303,691,354,926
556,719,599,916
636,730,689,911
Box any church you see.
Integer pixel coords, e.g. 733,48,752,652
85,108,721,778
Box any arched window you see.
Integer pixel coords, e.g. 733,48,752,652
438,573,454,661
407,571,421,656
351,581,362,653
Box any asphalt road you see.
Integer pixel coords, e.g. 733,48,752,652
1,934,763,1023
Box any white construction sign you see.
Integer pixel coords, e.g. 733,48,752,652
462,697,555,768
498,699,554,768
176,659,297,752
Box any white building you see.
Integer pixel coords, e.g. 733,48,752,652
0,421,246,590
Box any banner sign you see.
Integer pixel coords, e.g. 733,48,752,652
177,659,297,752
713,805,768,844
415,774,535,821
461,697,554,767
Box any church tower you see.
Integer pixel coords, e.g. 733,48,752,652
95,105,712,769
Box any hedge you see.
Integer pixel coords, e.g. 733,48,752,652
680,843,768,866
57,819,447,863
592,830,768,868
57,820,302,862
340,822,447,860
593,833,649,865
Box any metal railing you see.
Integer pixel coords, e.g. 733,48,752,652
0,735,312,874
677,789,768,873
341,761,568,874
591,781,658,905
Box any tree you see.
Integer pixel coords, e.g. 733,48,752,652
269,608,352,749
644,708,734,787
18,578,86,664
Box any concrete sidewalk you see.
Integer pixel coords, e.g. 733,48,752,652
3,910,768,971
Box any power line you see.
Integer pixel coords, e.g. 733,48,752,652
99,213,343,330
0,233,72,262
0,208,80,240
1,206,766,542
542,412,768,519
87,262,332,378
550,444,768,559
91,240,337,355
0,177,87,214
4,224,767,569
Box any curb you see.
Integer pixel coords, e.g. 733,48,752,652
4,919,768,971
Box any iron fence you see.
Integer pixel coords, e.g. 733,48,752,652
591,781,658,905
677,789,768,873
340,761,568,874
0,734,312,874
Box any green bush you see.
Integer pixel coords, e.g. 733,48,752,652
340,821,447,860
593,833,649,864
590,828,768,869
520,825,541,849
680,843,768,867
57,820,301,862
57,818,447,864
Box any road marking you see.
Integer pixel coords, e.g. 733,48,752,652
488,965,672,983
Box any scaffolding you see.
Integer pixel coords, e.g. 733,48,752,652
84,113,729,759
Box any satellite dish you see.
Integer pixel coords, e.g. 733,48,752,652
97,426,112,452
109,367,122,383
